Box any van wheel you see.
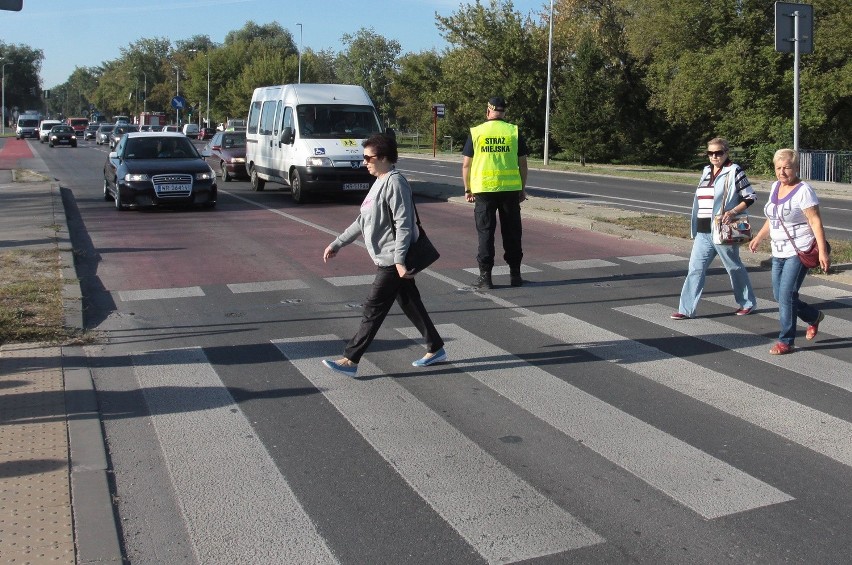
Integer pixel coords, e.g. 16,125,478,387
221,162,231,182
250,166,265,191
290,170,305,204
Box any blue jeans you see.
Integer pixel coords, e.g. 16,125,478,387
678,232,756,317
771,255,820,345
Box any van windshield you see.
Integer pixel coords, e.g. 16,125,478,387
297,105,381,139
19,119,39,127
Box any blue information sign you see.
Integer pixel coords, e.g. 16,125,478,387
171,96,187,110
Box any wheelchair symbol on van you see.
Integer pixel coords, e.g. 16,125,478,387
313,148,326,155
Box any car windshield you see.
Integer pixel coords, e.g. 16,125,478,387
124,137,199,159
99,125,113,132
52,126,73,133
221,133,246,148
114,126,138,135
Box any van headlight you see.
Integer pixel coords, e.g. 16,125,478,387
306,156,333,167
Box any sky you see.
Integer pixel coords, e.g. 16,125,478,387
1,0,547,89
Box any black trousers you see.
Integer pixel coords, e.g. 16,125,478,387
344,266,444,363
474,191,523,270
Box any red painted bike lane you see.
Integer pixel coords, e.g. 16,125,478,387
0,137,34,169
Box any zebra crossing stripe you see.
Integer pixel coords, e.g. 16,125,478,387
400,323,793,519
617,303,852,393
798,284,852,305
118,286,204,301
227,279,308,293
133,348,338,565
273,335,604,563
546,259,618,270
703,295,852,337
617,254,685,264
516,312,852,469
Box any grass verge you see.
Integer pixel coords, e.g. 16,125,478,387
0,249,81,344
599,214,851,273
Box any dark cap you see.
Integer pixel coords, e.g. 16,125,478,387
487,96,506,112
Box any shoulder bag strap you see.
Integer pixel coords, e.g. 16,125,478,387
773,181,805,254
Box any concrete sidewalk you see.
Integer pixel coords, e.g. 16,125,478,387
0,163,122,563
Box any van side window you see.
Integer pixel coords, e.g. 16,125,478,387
272,101,283,136
247,101,262,134
259,101,277,136
281,106,293,133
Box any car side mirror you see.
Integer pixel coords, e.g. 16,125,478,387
201,149,211,157
280,126,294,145
109,151,118,159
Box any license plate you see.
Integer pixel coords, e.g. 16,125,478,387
157,184,189,192
342,183,369,191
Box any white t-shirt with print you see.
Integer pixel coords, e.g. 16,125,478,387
763,181,819,258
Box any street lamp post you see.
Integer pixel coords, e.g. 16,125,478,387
544,0,554,165
174,66,181,126
189,49,210,127
297,23,303,84
1,61,12,136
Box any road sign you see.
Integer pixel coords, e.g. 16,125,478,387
171,96,187,110
775,2,813,54
432,104,445,118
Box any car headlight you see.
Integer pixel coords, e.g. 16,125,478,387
196,169,215,180
306,156,333,167
231,157,245,164
124,173,150,182
71,134,76,139
50,135,56,140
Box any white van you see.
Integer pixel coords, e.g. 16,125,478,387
245,83,384,203
182,123,199,137
38,120,63,143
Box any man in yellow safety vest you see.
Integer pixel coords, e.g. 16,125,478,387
462,96,529,289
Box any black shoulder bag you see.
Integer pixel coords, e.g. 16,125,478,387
385,172,440,273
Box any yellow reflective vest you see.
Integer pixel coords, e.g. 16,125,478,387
469,120,522,193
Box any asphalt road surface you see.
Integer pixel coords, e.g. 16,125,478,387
31,137,852,564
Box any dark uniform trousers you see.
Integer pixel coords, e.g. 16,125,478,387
344,265,444,363
474,191,523,270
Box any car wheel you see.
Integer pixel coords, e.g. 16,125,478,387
71,142,77,147
49,141,54,147
113,185,127,211
222,161,231,182
103,179,111,201
250,166,265,191
290,169,305,204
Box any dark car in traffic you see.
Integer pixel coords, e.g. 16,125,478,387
201,131,248,182
103,132,217,211
48,125,77,147
109,124,138,149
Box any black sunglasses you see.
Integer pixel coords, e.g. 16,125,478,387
706,150,726,157
363,154,379,162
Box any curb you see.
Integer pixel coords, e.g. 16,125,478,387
50,179,124,563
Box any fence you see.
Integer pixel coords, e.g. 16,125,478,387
799,151,852,184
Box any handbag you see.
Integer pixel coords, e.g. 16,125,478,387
385,172,440,273
778,219,829,269
711,166,752,245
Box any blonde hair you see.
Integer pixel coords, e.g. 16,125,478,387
773,148,799,168
707,137,729,151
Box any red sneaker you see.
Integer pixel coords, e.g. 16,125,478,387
670,312,690,320
735,307,753,316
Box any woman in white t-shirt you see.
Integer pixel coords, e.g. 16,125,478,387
749,148,831,355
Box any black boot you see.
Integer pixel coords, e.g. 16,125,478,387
510,266,523,287
473,269,493,290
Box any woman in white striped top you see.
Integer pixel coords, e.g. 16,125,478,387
671,137,757,320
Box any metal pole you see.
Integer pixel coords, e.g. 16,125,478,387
205,53,210,127
297,23,303,84
793,10,800,153
1,62,11,136
176,67,180,126
143,71,147,114
543,0,554,165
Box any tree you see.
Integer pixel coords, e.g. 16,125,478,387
393,51,443,133
0,42,44,115
551,33,616,164
334,27,400,122
436,0,548,155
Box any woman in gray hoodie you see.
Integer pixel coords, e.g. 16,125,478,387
322,134,445,376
